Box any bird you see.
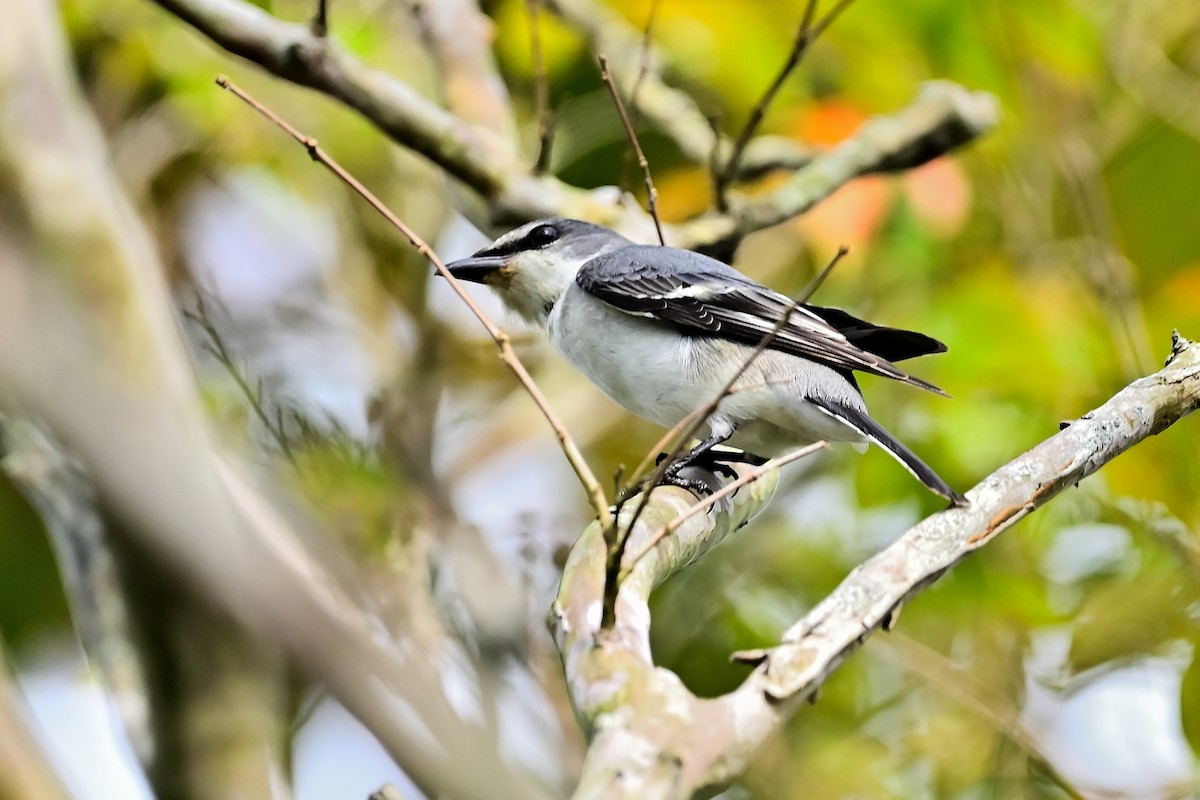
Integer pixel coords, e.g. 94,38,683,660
446,217,966,506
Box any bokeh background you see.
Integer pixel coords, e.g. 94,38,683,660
3,0,1199,797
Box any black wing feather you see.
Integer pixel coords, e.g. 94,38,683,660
577,247,948,395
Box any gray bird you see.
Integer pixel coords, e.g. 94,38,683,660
447,217,965,506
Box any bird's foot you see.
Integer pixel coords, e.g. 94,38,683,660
658,463,724,498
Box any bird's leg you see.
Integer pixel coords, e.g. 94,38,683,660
663,432,731,475
650,432,736,495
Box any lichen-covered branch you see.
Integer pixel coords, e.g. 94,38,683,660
553,333,1199,798
749,331,1199,701
549,474,779,799
146,0,996,252
676,80,1001,254
145,0,607,223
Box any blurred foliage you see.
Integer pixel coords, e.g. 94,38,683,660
3,0,1199,797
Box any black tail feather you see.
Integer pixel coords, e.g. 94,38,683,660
804,304,949,363
809,396,967,507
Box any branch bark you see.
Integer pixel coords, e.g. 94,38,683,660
145,0,609,225
144,0,997,252
676,80,1000,255
553,332,1199,798
0,4,548,797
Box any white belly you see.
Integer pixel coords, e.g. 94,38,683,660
547,286,868,455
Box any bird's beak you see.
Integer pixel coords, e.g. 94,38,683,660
444,254,508,284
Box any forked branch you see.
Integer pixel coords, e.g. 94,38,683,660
554,332,1200,799
716,0,859,205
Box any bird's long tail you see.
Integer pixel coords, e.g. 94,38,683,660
808,396,967,507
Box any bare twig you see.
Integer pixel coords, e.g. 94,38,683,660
311,0,327,36
602,246,848,624
617,0,660,190
716,0,859,205
525,0,554,172
620,246,849,540
215,75,612,528
615,242,848,559
796,242,848,302
620,441,827,575
183,293,296,460
546,0,814,176
148,0,995,251
628,0,660,122
598,54,665,245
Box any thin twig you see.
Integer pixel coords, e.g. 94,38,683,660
525,0,554,173
797,243,848,302
716,0,858,207
629,0,660,113
214,75,612,528
618,0,661,190
622,243,846,488
598,54,665,245
620,246,849,535
621,441,826,575
312,0,328,36
183,294,295,460
599,247,849,620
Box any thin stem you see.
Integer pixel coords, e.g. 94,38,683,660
629,0,661,113
525,0,554,173
620,442,827,575
598,54,665,245
312,0,328,36
183,294,295,460
620,246,849,534
716,0,858,206
797,243,848,302
622,244,843,487
618,0,661,190
214,75,612,528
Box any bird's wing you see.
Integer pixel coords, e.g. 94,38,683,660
576,246,947,395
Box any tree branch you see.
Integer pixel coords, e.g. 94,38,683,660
716,0,862,208
677,80,1001,255
146,0,601,223
545,0,814,177
406,0,517,142
553,332,1199,798
748,331,1199,699
0,5,549,794
145,0,997,252
524,0,555,172
215,75,612,527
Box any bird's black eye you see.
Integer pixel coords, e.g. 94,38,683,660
527,223,560,248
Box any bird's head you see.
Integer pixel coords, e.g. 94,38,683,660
446,218,632,326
